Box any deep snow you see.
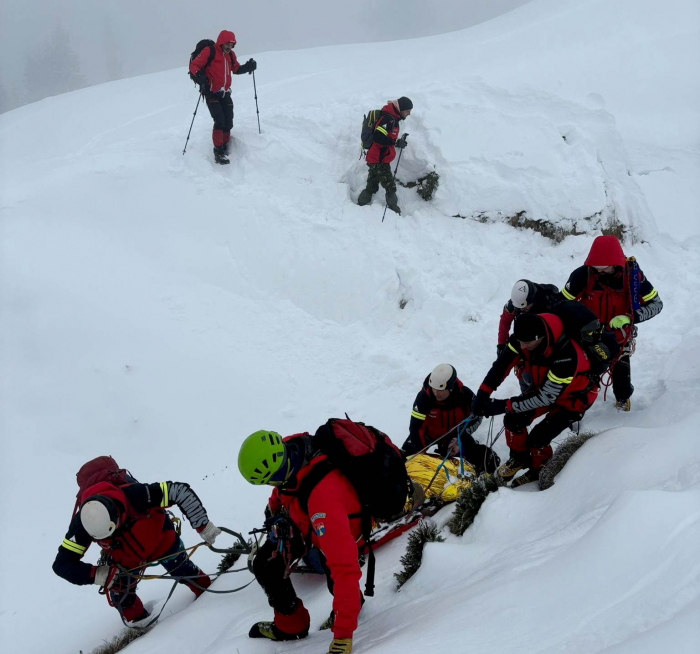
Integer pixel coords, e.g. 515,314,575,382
1,0,699,653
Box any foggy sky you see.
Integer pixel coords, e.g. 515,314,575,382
0,0,533,113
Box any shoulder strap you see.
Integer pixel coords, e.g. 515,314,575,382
204,45,216,70
279,460,334,514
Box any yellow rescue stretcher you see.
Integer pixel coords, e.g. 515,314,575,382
406,453,476,503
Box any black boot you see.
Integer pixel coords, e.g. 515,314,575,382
386,191,401,215
213,146,230,165
357,189,374,206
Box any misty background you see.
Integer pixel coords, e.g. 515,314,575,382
0,0,533,114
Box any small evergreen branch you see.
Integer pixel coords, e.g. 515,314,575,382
447,473,502,536
216,538,249,574
394,520,445,589
82,625,153,654
396,171,440,200
539,431,597,490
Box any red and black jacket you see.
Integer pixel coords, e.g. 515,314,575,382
268,434,363,641
480,313,599,414
189,30,242,95
561,238,662,344
365,103,402,165
53,480,209,585
402,377,483,457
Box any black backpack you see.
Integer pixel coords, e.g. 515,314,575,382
554,301,620,377
188,39,216,83
360,110,383,151
293,418,411,596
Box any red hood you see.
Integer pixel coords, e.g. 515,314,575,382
381,102,401,119
584,235,626,267
217,30,236,46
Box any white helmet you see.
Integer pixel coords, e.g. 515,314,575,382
80,497,120,539
511,279,536,309
429,364,457,392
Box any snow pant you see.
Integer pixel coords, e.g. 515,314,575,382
108,538,211,621
612,355,633,402
252,537,311,635
206,92,234,148
503,406,585,470
364,163,396,195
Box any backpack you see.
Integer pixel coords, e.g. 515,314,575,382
188,39,216,83
360,110,383,151
554,301,620,377
295,417,411,596
74,456,137,515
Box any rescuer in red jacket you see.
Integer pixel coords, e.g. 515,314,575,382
561,235,663,411
239,430,363,654
357,97,412,215
52,478,221,623
189,30,257,165
472,312,600,487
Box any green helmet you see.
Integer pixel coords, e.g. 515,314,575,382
238,430,287,485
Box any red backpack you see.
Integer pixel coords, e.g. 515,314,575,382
73,456,137,515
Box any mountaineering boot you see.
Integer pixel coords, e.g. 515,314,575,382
497,456,528,482
615,398,631,411
385,191,401,215
510,468,540,489
357,189,374,206
128,608,151,625
319,609,334,631
213,146,230,165
249,598,310,641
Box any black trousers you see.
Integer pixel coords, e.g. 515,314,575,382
206,93,234,145
504,407,584,450
612,356,633,401
252,537,307,613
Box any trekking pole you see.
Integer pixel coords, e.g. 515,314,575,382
183,93,202,155
382,132,409,223
252,70,261,134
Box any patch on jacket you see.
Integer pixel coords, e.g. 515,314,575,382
311,513,326,522
313,522,326,537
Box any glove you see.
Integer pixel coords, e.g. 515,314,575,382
247,58,257,72
194,71,207,90
395,136,408,149
609,315,631,330
328,638,352,654
94,564,118,589
197,521,222,545
483,398,507,417
471,389,490,417
496,343,506,357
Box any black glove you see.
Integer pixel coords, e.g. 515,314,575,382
496,344,506,357
395,136,408,149
194,71,208,90
238,59,257,74
471,389,490,417
247,58,257,72
483,399,508,417
468,443,501,474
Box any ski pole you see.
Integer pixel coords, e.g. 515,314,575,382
252,70,261,134
382,132,409,223
183,93,202,155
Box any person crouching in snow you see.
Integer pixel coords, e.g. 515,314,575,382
401,363,499,474
189,30,257,165
52,476,221,624
472,312,600,488
357,97,412,215
239,429,365,654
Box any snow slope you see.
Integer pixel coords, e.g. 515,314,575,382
1,0,699,652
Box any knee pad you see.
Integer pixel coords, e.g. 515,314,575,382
530,445,553,470
505,428,528,452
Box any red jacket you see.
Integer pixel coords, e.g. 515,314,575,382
365,103,401,165
268,435,363,640
80,482,176,569
189,30,240,94
482,314,598,414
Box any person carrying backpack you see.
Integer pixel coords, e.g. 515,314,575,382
52,457,222,624
560,235,663,411
357,97,412,215
402,364,499,474
189,30,257,165
239,422,413,654
471,312,600,487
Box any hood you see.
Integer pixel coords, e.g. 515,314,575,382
381,102,401,119
584,235,626,267
217,30,237,47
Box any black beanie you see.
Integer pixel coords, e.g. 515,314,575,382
398,96,413,111
513,313,545,342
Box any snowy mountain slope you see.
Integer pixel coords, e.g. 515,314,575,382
1,0,699,652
